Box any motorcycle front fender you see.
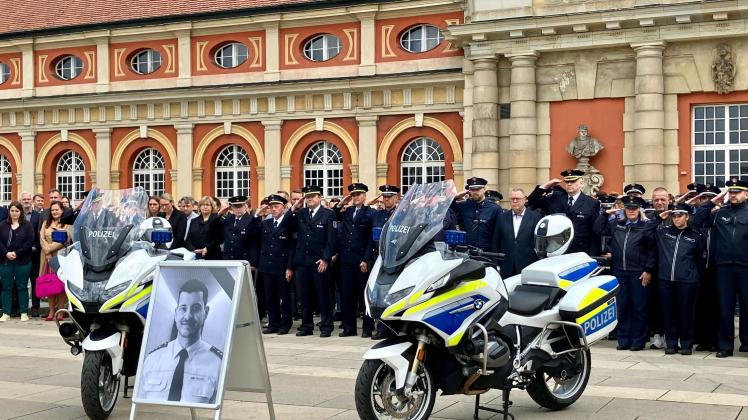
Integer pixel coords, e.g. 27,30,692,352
363,338,414,390
82,329,124,376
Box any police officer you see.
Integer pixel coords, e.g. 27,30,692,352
370,184,400,340
450,177,501,251
292,185,336,337
528,169,601,255
334,183,375,337
259,194,296,335
220,196,259,262
485,190,503,204
138,279,222,404
624,183,646,198
593,195,656,351
700,178,748,358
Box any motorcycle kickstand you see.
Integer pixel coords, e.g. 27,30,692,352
122,376,134,399
472,387,514,420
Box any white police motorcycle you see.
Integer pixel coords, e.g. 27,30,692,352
53,188,194,419
357,180,619,420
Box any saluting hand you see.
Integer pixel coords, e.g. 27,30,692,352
605,208,619,215
712,191,727,205
640,272,651,287
658,210,671,220
542,178,562,189
316,259,328,273
360,261,368,273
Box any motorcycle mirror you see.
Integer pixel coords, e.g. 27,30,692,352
51,230,68,244
444,229,465,246
150,228,173,245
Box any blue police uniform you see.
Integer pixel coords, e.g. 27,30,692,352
450,178,501,251
221,213,259,262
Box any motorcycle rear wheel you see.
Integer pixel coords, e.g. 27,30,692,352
81,350,120,420
355,358,436,420
525,348,591,410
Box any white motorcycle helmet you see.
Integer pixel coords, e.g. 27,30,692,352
534,214,574,258
138,216,174,249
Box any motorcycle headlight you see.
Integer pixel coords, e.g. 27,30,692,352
384,286,414,306
68,282,106,303
425,274,450,293
102,282,130,302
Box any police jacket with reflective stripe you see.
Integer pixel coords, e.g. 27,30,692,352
653,224,705,283
593,214,656,273
701,201,748,266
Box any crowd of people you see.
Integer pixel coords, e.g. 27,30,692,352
0,174,746,359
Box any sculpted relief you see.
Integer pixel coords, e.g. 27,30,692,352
712,44,736,95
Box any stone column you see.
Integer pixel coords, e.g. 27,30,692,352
263,120,282,194
20,43,34,98
280,165,292,193
175,123,193,198
356,10,377,76
263,22,280,82
507,52,539,194
462,58,474,175
356,115,378,189
93,127,112,188
632,42,666,190
95,37,109,93
20,131,35,193
470,55,499,188
176,29,192,87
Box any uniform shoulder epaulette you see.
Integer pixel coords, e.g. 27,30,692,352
210,346,223,359
149,342,168,354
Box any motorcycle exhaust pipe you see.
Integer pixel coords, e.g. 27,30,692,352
59,322,79,339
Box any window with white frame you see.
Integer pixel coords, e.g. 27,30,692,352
304,141,343,198
401,137,445,194
303,34,342,62
214,42,249,69
215,144,250,200
693,104,748,187
0,155,12,205
400,24,443,53
132,148,165,197
56,151,86,201
54,55,84,80
0,62,10,85
130,49,162,75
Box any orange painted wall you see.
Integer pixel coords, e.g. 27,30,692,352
0,53,22,90
192,31,266,75
110,39,178,81
677,91,748,192
36,130,95,194
280,22,361,69
376,12,463,63
549,99,625,193
111,126,176,193
35,45,97,86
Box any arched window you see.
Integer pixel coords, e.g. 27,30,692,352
56,151,86,201
304,141,343,198
215,145,250,199
400,137,445,193
132,148,165,197
0,155,12,205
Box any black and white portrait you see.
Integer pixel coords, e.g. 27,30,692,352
135,265,239,406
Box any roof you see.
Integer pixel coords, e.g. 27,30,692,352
0,0,354,38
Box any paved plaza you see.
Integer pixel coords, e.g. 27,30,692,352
2,319,748,419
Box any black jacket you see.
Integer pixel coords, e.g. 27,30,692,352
161,211,187,250
334,205,374,265
653,223,705,283
0,221,35,265
258,215,296,275
185,214,223,260
701,201,748,266
593,214,656,273
221,213,260,264
528,186,601,255
292,206,336,267
450,198,501,251
491,208,543,276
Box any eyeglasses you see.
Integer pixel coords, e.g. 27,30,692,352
509,197,526,201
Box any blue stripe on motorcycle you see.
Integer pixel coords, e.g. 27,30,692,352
422,295,487,336
598,279,618,292
137,303,149,319
559,262,598,282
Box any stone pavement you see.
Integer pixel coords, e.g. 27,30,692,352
2,319,748,419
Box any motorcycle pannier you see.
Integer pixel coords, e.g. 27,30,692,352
557,275,619,345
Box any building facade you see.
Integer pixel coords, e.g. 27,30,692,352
1,0,746,206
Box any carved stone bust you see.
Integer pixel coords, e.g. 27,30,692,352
566,124,604,160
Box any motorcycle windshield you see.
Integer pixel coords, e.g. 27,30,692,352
380,180,457,271
73,188,149,271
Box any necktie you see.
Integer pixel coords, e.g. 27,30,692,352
274,220,279,229
310,209,315,219
568,196,573,207
353,208,358,220
168,349,188,401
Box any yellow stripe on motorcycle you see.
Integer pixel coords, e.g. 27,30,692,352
121,286,152,311
447,331,465,347
403,280,487,317
576,301,609,324
558,279,574,289
408,290,425,305
577,287,607,311
382,299,406,318
67,291,83,311
100,291,129,312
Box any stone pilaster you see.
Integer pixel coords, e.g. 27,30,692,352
507,52,539,195
280,165,292,192
356,10,377,76
175,123,193,198
20,131,35,193
356,115,378,190
470,55,500,189
263,22,280,82
20,43,34,98
95,37,110,93
176,29,192,87
262,120,282,194
93,127,111,188
632,42,666,191
462,58,474,175
376,163,389,187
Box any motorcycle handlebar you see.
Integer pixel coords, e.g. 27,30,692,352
454,245,505,260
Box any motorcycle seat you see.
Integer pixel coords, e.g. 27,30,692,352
508,284,564,316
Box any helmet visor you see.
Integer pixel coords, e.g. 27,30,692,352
535,227,572,255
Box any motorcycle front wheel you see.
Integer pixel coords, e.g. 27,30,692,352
81,350,120,420
526,348,591,410
355,358,436,420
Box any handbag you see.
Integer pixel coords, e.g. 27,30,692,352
35,260,64,298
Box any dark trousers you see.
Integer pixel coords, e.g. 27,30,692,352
296,265,333,334
648,276,664,337
254,271,266,320
0,261,32,314
340,262,373,334
716,265,748,352
615,270,651,348
262,272,292,332
695,267,718,347
658,280,698,350
29,252,40,311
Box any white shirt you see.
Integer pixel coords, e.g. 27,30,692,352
273,213,285,227
568,192,581,207
309,205,321,219
512,208,525,238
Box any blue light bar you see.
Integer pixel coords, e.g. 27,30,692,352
51,230,68,244
151,229,173,245
372,227,383,241
444,230,465,246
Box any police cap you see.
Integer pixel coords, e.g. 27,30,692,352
347,183,368,194
302,184,323,197
725,178,748,192
485,190,503,202
686,182,705,193
465,177,488,190
228,195,248,207
620,195,646,208
671,203,692,215
378,184,400,196
266,194,288,206
624,183,646,196
698,183,722,196
560,169,585,182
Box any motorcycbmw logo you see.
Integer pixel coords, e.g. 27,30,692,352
88,230,116,238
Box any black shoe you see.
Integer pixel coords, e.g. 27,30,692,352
277,329,289,335
30,308,39,318
262,328,279,334
630,347,644,352
296,330,312,336
361,331,372,338
339,331,356,337
616,345,630,351
665,348,677,355
320,331,331,338
680,348,692,355
716,351,733,358
695,344,710,352
371,332,387,340
739,345,748,353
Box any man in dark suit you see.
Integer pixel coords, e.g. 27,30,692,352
527,169,601,255
334,183,375,338
21,192,42,317
491,188,543,278
259,194,296,335
292,184,336,337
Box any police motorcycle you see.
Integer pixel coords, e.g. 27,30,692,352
53,188,195,420
357,180,619,420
